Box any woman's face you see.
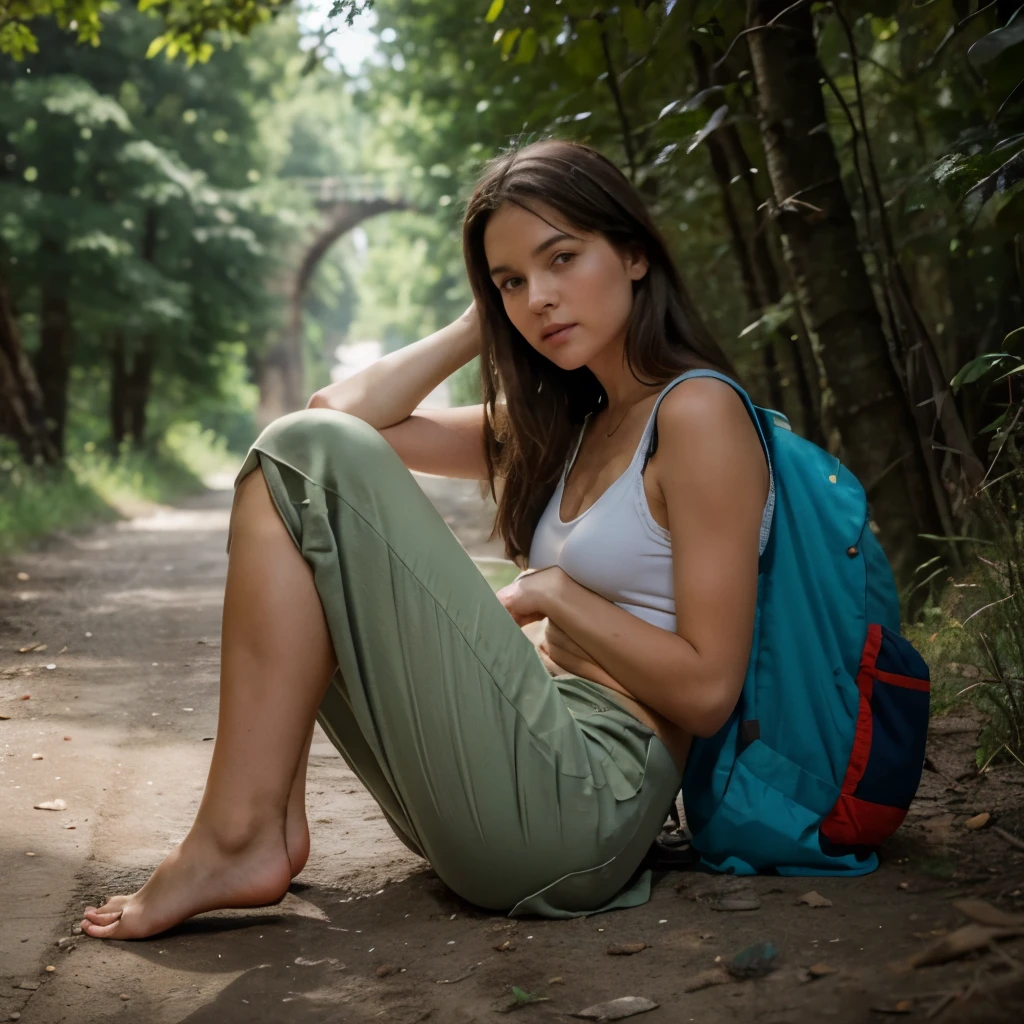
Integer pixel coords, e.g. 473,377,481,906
482,201,648,371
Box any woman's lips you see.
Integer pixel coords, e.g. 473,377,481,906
542,324,576,345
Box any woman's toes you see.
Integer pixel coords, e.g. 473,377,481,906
84,909,123,925
81,918,126,939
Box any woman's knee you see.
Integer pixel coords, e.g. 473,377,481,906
252,408,391,483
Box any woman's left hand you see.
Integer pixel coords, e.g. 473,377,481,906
538,620,619,689
495,567,564,627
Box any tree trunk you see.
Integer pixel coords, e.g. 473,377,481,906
127,342,155,447
34,238,74,457
745,0,942,587
0,269,58,464
690,41,821,441
110,332,127,452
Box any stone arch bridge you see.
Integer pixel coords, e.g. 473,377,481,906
257,174,414,426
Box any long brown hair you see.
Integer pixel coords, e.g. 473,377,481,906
462,138,737,565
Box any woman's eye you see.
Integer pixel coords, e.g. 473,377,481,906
553,252,576,266
501,277,523,292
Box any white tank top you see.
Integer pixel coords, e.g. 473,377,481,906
528,373,774,634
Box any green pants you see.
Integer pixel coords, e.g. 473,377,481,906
234,408,682,917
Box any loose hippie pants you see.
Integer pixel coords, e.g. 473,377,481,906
233,409,682,917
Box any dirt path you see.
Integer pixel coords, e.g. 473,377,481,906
2,477,1024,1023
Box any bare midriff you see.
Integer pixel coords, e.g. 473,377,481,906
582,678,692,774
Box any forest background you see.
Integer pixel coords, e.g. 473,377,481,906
1,0,1022,767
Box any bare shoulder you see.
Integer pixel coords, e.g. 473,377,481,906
654,376,763,463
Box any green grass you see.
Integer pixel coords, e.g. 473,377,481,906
0,422,241,557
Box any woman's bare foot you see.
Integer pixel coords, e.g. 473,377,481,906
80,825,292,940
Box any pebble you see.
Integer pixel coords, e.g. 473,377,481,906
10,1012,22,1021
120,994,130,1001
31,753,43,760
44,966,55,973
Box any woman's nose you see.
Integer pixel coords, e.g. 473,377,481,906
527,277,556,314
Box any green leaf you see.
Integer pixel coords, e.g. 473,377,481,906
145,34,169,60
686,104,728,154
660,85,726,120
1004,325,1024,349
968,8,1024,70
995,362,1024,381
485,0,505,24
950,353,1012,389
500,27,520,59
621,4,656,52
514,27,537,64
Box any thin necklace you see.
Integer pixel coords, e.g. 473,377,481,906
603,395,649,438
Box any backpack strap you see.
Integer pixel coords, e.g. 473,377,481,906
642,369,775,556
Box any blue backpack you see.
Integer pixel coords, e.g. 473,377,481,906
653,370,930,876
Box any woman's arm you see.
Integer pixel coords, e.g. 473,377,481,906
501,378,768,738
308,306,479,429
308,306,488,480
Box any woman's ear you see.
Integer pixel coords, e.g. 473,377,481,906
627,247,649,281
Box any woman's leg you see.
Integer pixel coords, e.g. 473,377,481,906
81,468,337,939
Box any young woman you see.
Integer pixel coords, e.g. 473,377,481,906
81,139,769,939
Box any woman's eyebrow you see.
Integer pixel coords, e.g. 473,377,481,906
488,232,582,277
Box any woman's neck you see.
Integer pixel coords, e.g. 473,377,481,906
587,343,662,414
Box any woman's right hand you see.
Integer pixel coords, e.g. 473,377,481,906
457,301,482,347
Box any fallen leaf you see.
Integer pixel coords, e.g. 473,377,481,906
607,942,647,956
910,923,1024,967
20,694,30,700
572,996,659,1020
682,967,729,993
870,1000,913,1014
951,899,1024,928
33,799,66,811
727,942,779,980
494,939,515,952
964,812,990,830
63,736,70,741
808,963,836,978
18,643,45,654
798,891,833,908
549,977,563,985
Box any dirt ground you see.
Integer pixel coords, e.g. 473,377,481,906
2,473,1024,1024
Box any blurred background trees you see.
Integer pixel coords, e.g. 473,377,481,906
2,1,1023,761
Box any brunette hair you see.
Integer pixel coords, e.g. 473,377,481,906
462,138,737,565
